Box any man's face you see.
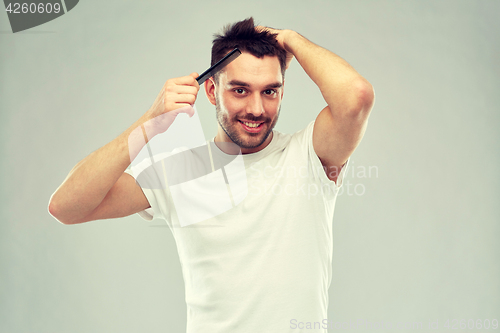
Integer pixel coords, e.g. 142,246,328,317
207,52,284,154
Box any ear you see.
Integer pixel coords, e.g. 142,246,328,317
204,77,217,106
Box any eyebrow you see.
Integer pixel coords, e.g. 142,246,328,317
227,80,283,89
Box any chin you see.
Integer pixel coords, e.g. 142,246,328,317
215,104,280,151
234,126,273,149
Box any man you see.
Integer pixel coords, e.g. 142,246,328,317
49,18,374,333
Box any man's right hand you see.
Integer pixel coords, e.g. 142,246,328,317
128,72,201,160
145,72,200,121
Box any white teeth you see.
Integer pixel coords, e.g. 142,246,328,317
242,121,260,128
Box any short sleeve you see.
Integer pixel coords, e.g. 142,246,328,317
124,167,166,222
303,120,350,194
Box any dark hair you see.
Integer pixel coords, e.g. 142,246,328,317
211,17,287,82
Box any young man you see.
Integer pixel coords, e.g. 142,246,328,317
49,18,374,333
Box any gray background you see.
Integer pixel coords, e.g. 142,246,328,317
1,0,499,332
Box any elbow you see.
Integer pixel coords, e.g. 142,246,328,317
347,78,375,118
48,194,77,225
48,198,67,225
358,79,375,113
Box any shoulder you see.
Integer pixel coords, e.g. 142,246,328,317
260,122,315,163
261,127,292,154
289,120,315,151
272,121,315,148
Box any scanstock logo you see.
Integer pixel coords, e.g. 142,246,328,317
4,0,79,33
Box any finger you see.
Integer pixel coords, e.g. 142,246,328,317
164,103,196,117
169,75,199,87
256,25,278,34
167,93,197,105
165,84,198,95
255,25,270,32
189,72,200,89
170,104,196,118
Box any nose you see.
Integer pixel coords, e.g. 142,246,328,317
246,93,264,117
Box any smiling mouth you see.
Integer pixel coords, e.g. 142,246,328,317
238,120,265,133
240,120,262,127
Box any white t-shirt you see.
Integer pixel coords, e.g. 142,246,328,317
126,120,349,333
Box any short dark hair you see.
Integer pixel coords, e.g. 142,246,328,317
211,17,287,82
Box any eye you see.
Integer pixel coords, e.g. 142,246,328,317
233,88,246,95
263,89,277,96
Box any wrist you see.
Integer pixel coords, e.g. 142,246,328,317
282,30,301,53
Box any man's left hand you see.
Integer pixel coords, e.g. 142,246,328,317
256,26,295,69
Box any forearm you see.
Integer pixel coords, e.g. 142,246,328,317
284,31,373,114
49,114,149,223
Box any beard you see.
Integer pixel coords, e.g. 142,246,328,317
215,94,280,150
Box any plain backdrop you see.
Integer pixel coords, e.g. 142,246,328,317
1,1,499,332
